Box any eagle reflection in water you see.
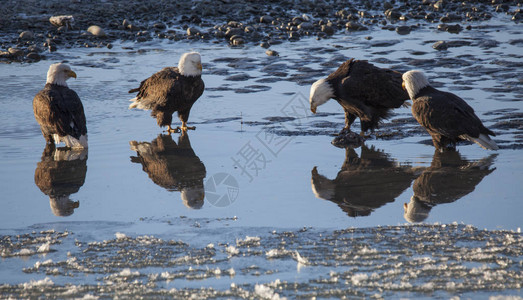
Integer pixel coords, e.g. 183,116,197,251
34,146,87,217
311,145,417,217
404,150,497,223
130,133,206,209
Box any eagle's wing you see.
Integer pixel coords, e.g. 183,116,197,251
61,88,87,139
412,91,483,139
129,67,184,110
342,61,409,109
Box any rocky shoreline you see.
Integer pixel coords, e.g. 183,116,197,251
1,0,520,63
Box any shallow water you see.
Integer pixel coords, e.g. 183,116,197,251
1,13,522,298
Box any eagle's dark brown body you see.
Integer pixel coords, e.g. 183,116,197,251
33,83,87,145
412,86,496,150
412,150,496,205
34,147,87,216
326,59,409,132
311,145,416,217
35,149,87,198
129,67,204,128
404,150,496,222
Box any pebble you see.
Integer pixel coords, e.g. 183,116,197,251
446,24,462,34
260,15,274,24
395,26,411,35
346,21,362,31
384,9,401,20
19,31,34,40
153,23,166,30
265,49,279,56
49,15,74,27
321,25,335,36
8,48,24,56
87,25,106,37
225,28,242,38
298,22,313,30
432,41,448,51
26,52,40,60
187,27,201,36
232,38,244,46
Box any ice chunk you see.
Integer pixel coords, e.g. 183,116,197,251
22,277,54,288
226,245,239,256
115,232,127,239
37,243,50,253
119,268,139,277
254,283,286,300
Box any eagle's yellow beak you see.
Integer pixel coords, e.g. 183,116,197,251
310,105,317,114
197,63,202,72
68,70,77,79
401,81,405,91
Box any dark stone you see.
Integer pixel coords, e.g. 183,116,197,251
384,9,401,20
153,23,166,29
432,41,448,50
396,26,411,35
265,49,279,56
321,25,335,36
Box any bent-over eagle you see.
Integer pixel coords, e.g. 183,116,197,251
402,70,498,151
309,58,409,135
129,52,204,133
33,63,87,149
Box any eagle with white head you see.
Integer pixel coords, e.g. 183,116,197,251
402,70,498,151
129,52,205,133
33,63,88,149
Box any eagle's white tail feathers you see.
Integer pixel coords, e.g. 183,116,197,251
53,134,88,149
129,97,139,109
461,134,499,150
129,141,152,155
128,97,154,110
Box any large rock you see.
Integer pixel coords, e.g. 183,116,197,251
49,15,74,28
87,25,106,37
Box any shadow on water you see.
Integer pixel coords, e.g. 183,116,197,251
311,144,417,217
404,150,497,223
129,132,206,209
34,147,87,217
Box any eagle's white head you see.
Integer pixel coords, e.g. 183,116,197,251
402,70,430,100
181,186,205,209
309,78,334,114
403,196,430,223
47,63,77,87
178,52,203,77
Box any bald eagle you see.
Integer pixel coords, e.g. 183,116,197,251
309,59,409,135
129,52,204,133
404,150,496,223
33,63,87,149
311,145,416,217
402,70,498,151
130,133,206,209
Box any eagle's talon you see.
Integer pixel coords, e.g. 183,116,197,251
166,126,181,133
